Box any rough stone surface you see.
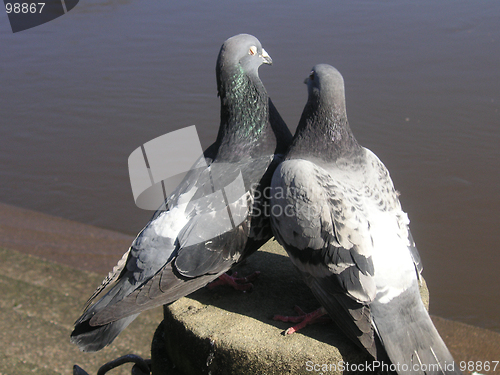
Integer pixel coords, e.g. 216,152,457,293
154,240,430,375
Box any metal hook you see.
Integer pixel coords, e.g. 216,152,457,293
74,354,151,375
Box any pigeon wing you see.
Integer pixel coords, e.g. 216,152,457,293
271,158,378,355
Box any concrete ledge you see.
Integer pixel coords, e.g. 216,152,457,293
153,240,429,375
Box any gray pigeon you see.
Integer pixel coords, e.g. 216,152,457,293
270,64,461,374
71,34,292,352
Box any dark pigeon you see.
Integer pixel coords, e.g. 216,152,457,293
71,34,292,352
270,64,461,374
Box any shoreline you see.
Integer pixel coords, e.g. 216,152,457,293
0,202,133,275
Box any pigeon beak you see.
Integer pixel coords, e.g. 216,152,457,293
260,48,272,65
304,77,309,84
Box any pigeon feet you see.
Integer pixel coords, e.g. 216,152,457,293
207,271,261,292
273,306,330,334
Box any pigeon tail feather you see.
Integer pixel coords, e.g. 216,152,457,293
70,314,139,352
371,283,462,375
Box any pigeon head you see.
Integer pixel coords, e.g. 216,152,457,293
216,34,272,97
288,64,360,161
304,64,347,117
218,34,272,72
213,34,285,160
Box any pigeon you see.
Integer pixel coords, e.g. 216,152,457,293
270,64,461,374
71,34,292,352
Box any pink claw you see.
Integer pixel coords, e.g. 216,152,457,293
273,306,330,334
207,271,261,292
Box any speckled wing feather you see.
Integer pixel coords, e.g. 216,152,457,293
271,149,410,354
84,155,275,326
73,154,214,320
72,152,280,351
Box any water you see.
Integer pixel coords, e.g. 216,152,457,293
1,1,499,333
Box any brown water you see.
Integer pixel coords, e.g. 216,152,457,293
1,1,499,333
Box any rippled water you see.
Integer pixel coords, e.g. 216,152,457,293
1,1,499,332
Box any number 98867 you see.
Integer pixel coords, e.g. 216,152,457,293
5,3,45,14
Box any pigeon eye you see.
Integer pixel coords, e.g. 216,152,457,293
309,71,315,80
249,46,257,56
